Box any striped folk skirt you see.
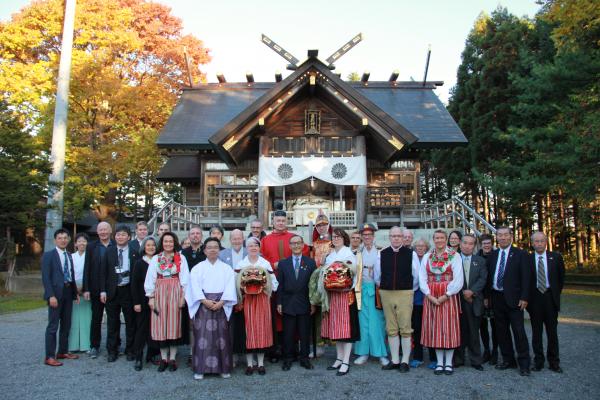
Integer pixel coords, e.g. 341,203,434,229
244,292,273,350
151,277,183,342
421,281,461,349
322,290,360,342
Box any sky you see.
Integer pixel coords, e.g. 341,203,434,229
0,0,542,103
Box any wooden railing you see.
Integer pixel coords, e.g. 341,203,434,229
420,197,496,236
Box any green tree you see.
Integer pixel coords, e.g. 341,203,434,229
0,101,49,240
0,0,211,225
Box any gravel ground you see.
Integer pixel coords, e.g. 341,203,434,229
1,308,599,400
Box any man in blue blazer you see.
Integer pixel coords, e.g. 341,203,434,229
42,228,79,366
485,226,531,376
277,235,316,371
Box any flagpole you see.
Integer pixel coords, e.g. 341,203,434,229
44,0,77,251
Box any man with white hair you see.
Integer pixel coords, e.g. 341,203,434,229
83,221,115,359
401,228,414,249
375,226,420,373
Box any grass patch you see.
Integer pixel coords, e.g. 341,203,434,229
0,293,46,315
561,288,600,322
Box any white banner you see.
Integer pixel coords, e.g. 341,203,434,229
258,155,367,187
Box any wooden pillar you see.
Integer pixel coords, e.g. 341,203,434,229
356,185,367,226
258,135,270,226
355,135,367,227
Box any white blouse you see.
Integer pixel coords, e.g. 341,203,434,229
144,253,190,297
418,249,464,296
71,251,86,284
234,255,278,291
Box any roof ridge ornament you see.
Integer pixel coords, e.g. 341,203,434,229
261,34,300,70
326,33,363,70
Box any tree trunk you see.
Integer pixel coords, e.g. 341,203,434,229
536,193,544,231
572,198,584,269
557,190,568,254
545,193,553,251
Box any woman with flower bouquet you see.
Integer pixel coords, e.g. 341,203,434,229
144,232,190,372
419,229,464,376
319,228,359,376
234,237,278,376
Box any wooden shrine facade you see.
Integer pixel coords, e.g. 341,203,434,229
156,55,466,228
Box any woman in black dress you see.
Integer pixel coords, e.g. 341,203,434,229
131,237,160,370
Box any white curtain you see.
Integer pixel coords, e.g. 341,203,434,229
258,155,367,187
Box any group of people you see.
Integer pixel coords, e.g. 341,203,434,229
42,211,565,380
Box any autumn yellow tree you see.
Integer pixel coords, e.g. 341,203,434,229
0,0,210,225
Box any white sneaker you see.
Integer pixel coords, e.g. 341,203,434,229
354,355,369,365
221,373,231,379
193,374,203,380
380,357,390,366
309,351,315,359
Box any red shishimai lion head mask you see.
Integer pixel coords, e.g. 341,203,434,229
323,261,353,290
240,267,268,295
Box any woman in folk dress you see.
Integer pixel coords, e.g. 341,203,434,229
234,237,278,376
419,229,463,375
320,228,359,376
144,232,189,372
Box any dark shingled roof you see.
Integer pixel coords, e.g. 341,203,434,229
157,82,466,149
156,86,271,149
156,155,201,182
353,86,466,147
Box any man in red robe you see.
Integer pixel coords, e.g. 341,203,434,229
261,210,308,362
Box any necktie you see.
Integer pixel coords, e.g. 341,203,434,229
496,250,506,290
537,255,547,293
118,248,124,268
294,257,300,279
63,251,71,283
464,256,471,287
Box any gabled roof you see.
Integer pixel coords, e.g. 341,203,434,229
156,58,467,162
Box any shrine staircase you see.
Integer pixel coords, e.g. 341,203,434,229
148,197,495,244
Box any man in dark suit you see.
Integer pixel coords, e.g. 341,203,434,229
100,225,139,362
277,235,316,371
83,221,115,358
527,231,565,373
478,233,498,365
42,228,79,366
485,226,531,376
129,221,148,255
455,234,488,370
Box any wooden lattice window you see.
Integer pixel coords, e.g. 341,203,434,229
318,137,352,153
272,137,306,153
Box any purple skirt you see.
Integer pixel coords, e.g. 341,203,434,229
192,292,233,374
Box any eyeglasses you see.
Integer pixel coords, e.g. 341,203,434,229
332,235,342,239
290,241,304,246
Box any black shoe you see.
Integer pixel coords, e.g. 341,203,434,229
532,364,544,372
434,365,444,375
382,362,400,370
482,351,491,364
245,366,254,375
336,363,349,376
489,353,498,365
134,360,143,371
444,366,454,375
549,365,563,373
168,360,178,372
495,361,517,370
157,360,168,372
472,364,484,371
519,368,531,376
399,362,409,373
257,366,266,375
282,362,291,371
300,360,314,370
107,353,118,363
327,359,342,370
